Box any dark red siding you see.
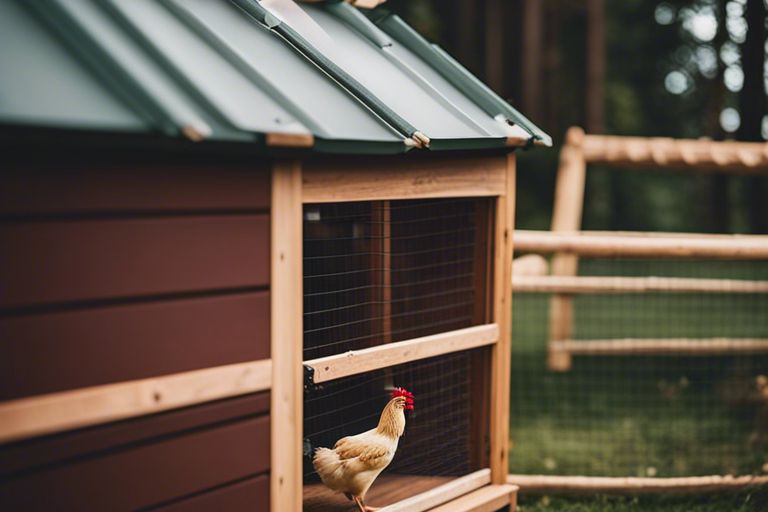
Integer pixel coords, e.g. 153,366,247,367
0,161,272,510
0,393,270,511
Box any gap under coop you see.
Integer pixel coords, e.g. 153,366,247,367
301,198,496,511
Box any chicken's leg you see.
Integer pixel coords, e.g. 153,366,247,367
353,496,380,512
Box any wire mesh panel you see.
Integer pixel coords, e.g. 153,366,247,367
511,258,768,479
302,197,493,510
303,198,490,360
303,349,490,510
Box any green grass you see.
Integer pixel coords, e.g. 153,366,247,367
517,489,768,512
508,260,768,510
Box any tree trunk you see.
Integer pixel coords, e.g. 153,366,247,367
738,0,768,233
586,0,606,134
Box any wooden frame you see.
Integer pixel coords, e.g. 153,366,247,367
514,275,768,294
271,160,305,512
538,128,768,371
0,359,271,444
288,154,517,512
508,474,768,494
305,324,499,383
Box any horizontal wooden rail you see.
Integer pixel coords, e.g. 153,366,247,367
580,133,768,174
514,275,768,294
514,230,768,259
552,338,768,356
381,469,491,512
427,484,518,512
305,324,499,384
0,359,272,444
509,474,768,494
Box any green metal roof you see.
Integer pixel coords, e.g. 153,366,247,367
0,0,550,154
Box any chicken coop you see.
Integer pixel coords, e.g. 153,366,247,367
0,1,549,511
509,128,768,494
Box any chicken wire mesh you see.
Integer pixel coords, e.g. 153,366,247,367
301,198,492,510
303,197,490,360
510,257,768,479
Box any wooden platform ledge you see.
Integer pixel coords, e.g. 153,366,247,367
427,484,519,512
509,474,768,494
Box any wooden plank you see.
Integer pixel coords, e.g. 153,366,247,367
490,154,515,484
514,275,768,294
0,215,270,309
379,469,491,512
426,484,518,512
0,163,271,215
0,292,269,400
0,417,269,511
302,155,507,203
152,474,269,512
270,160,303,512
508,474,768,494
305,324,499,384
514,230,768,259
0,393,269,478
548,127,587,371
581,134,768,174
304,474,456,512
0,359,272,444
552,338,768,356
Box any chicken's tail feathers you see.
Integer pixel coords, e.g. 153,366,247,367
312,447,344,486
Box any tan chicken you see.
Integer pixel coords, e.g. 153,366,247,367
313,387,415,512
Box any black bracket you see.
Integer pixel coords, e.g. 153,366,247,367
304,364,323,394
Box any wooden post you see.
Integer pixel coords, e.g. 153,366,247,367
271,161,303,512
548,127,587,371
490,154,515,484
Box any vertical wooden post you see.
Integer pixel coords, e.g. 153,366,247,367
490,154,515,484
484,0,504,93
271,161,303,512
548,127,587,371
521,0,543,122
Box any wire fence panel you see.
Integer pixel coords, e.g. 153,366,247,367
511,258,768,479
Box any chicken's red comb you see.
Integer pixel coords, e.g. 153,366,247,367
391,387,415,410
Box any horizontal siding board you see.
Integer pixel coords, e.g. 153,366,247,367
0,165,270,215
0,392,269,478
0,416,269,511
150,474,269,512
0,215,269,309
0,292,270,400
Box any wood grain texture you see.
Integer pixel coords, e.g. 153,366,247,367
0,359,272,444
513,275,768,294
152,474,269,512
305,324,499,384
427,484,517,512
304,474,455,512
490,154,515,484
0,215,270,309
0,417,269,511
0,163,270,215
548,127,587,371
508,474,768,494
302,155,507,203
0,392,269,478
380,469,491,512
514,230,768,259
270,161,303,512
0,292,269,400
581,133,768,173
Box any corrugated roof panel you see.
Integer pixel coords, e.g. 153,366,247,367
108,0,309,138
0,1,143,131
0,0,549,153
295,3,497,142
172,0,403,146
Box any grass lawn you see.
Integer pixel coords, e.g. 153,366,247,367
509,259,768,510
